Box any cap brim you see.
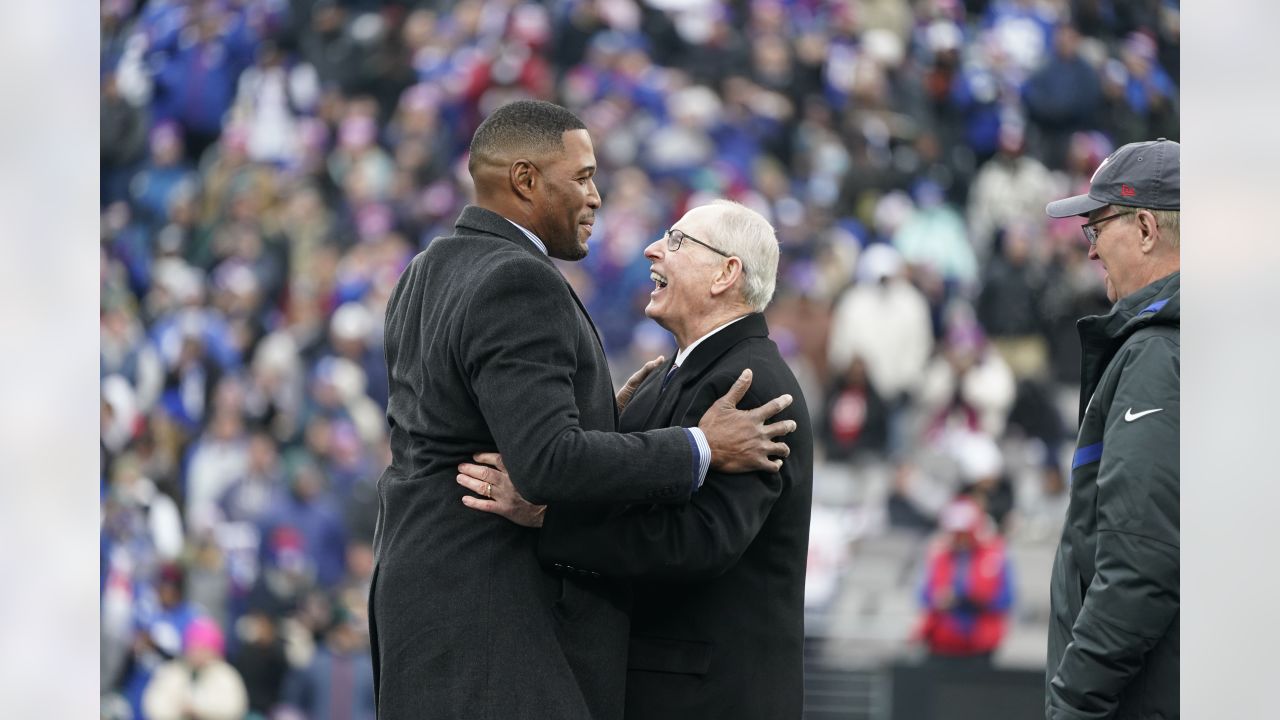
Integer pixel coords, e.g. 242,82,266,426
1045,193,1108,218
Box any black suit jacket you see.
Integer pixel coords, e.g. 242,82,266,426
371,206,697,719
538,313,814,720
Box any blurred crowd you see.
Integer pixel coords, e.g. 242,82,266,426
100,0,1178,716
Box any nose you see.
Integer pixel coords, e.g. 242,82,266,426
643,237,664,261
1087,242,1099,260
586,179,601,209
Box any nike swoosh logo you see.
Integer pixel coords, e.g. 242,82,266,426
1124,408,1163,422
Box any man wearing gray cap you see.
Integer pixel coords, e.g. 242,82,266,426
1043,138,1180,719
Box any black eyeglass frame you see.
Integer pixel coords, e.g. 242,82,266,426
1081,210,1135,247
665,228,734,260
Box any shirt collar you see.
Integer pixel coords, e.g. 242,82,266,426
506,219,548,256
674,315,750,367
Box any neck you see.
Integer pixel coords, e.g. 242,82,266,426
475,196,531,229
1131,258,1180,297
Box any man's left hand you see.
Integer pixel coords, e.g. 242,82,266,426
616,355,665,412
458,452,546,528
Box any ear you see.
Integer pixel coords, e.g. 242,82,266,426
709,257,744,298
1135,209,1159,253
510,160,537,202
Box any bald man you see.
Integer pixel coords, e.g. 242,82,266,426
370,101,796,719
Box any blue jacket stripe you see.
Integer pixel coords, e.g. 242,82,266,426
1140,298,1170,315
1072,442,1104,469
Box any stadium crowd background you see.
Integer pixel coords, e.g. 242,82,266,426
99,0,1179,717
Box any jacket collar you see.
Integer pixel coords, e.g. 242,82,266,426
454,204,608,363
1075,271,1179,421
1078,270,1180,344
668,313,770,391
454,205,553,267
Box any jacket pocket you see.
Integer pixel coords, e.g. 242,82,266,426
627,635,713,676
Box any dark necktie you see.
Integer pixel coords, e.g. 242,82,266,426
661,363,680,392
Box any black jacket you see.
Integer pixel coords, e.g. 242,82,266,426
1046,272,1179,719
539,313,814,720
371,206,696,720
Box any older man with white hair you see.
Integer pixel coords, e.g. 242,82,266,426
461,200,814,719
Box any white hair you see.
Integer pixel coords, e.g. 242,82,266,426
1113,205,1180,249
703,200,779,311
1151,209,1179,248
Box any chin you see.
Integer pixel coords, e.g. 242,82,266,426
550,242,589,262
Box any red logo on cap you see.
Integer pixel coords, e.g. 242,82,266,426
1121,184,1137,197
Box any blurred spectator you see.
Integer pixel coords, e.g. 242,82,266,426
820,355,890,463
328,114,396,208
258,452,348,590
965,124,1055,261
917,316,1016,442
827,244,933,455
244,331,306,443
950,431,1015,533
144,616,250,720
280,603,376,720
245,523,316,622
1023,23,1102,169
187,528,234,630
116,563,205,720
148,2,259,162
1099,30,1178,147
130,122,198,230
230,39,321,166
326,301,389,410
102,374,143,465
886,462,939,534
232,609,290,718
155,306,230,430
110,453,185,563
184,394,250,530
893,179,977,292
916,498,1013,663
219,429,286,527
102,70,150,205
976,221,1050,380
1005,376,1068,470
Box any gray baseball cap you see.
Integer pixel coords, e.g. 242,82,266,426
1045,138,1180,218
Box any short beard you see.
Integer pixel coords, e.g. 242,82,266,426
551,241,588,262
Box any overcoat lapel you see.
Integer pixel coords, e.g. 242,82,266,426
455,205,610,367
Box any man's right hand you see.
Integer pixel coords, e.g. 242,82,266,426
697,369,796,474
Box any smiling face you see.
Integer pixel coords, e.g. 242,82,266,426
643,205,736,346
528,129,600,261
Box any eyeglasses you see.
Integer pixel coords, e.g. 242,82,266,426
1081,211,1134,247
665,228,732,259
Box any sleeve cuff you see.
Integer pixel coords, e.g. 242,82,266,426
685,427,711,492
